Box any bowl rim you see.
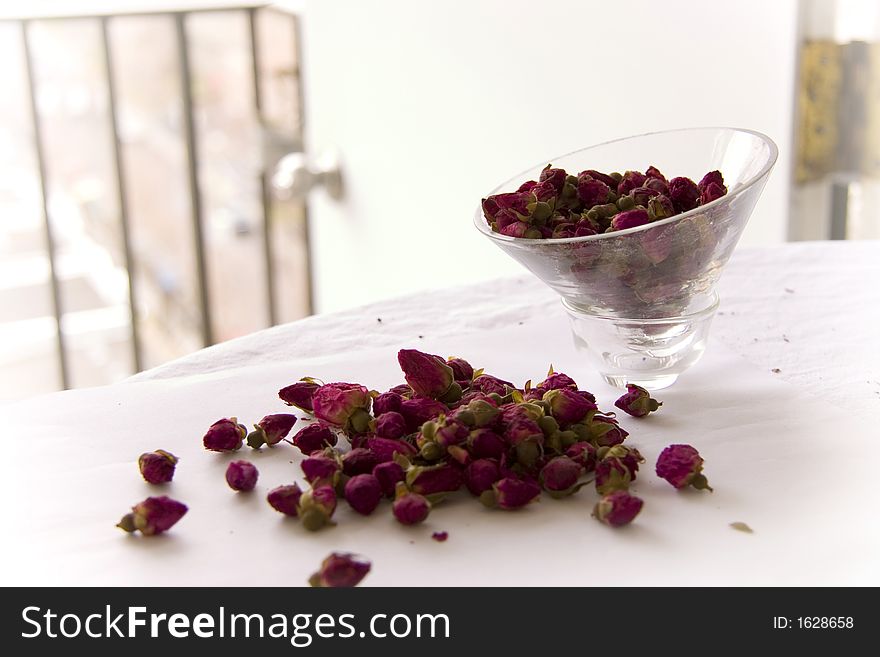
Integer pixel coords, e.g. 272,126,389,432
472,126,779,245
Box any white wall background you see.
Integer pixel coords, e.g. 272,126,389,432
301,0,798,313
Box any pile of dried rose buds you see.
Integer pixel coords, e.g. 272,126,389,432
482,165,727,239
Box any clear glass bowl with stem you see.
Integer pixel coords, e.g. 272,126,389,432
473,127,778,390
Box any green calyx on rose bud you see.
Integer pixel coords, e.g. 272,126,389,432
297,486,337,532
616,194,636,211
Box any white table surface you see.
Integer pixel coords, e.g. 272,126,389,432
4,240,879,586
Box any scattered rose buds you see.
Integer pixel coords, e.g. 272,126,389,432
278,379,321,412
247,413,297,448
614,383,662,417
291,423,337,455
593,490,644,527
138,449,178,484
312,382,373,433
344,474,383,515
267,484,303,516
297,485,338,531
309,552,371,588
117,496,188,536
226,460,258,492
656,444,713,491
481,477,541,510
203,417,247,452
392,483,431,525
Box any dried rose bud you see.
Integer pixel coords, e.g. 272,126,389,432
538,372,577,391
647,194,675,221
464,458,501,496
400,398,448,433
278,379,320,412
375,411,408,440
599,444,644,479
480,477,541,510
540,164,568,192
517,180,538,192
392,484,431,525
344,474,383,515
611,208,651,231
629,186,660,207
309,552,371,588
644,178,669,197
529,181,558,221
500,221,542,238
458,399,500,429
593,490,643,527
432,531,449,542
565,442,597,472
373,460,405,497
645,165,667,183
577,178,612,208
433,417,469,449
312,382,372,434
387,383,413,397
589,415,629,446
574,223,597,237
551,223,576,238
372,391,403,416
470,374,515,397
446,356,474,383
698,170,725,192
247,413,298,448
301,452,341,485
543,388,596,425
614,383,662,417
700,181,726,204
137,449,178,484
539,456,583,497
595,457,632,495
298,485,338,531
617,170,647,196
342,447,379,477
469,427,506,459
202,417,246,452
668,176,701,212
267,484,303,516
291,423,336,455
483,191,531,220
117,496,187,536
397,349,455,400
406,462,463,496
656,444,713,491
225,460,258,492
579,169,618,188
365,436,417,462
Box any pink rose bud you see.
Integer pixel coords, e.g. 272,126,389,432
599,444,644,480
566,442,597,473
611,208,651,231
517,180,538,192
552,222,577,238
365,436,417,462
644,176,669,195
278,379,320,412
138,449,178,484
247,413,298,448
469,428,507,459
446,356,474,383
617,170,647,196
309,552,371,588
297,485,338,531
594,490,644,527
595,457,632,495
481,196,500,222
493,208,521,232
499,221,542,238
698,170,725,193
503,415,544,446
647,194,675,221
668,176,701,212
225,460,258,492
392,483,431,525
574,222,597,237
579,169,619,188
117,496,188,536
291,423,337,455
406,462,463,496
539,456,583,497
400,398,448,433
471,373,515,396
344,474,383,515
645,165,668,183
538,372,578,392
464,458,501,496
433,417,470,449
373,460,405,497
372,391,403,416
312,382,372,433
480,477,541,510
539,164,568,192
375,411,408,440
267,484,303,516
202,417,246,452
700,181,726,204
655,444,713,491
589,415,629,446
577,178,612,208
301,453,342,485
614,383,662,417
454,399,500,429
629,186,660,206
342,447,380,477
543,388,596,425
397,349,457,401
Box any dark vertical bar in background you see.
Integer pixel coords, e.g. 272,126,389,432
21,20,70,389
248,6,277,326
100,15,142,373
292,13,314,315
175,12,213,347
829,181,849,240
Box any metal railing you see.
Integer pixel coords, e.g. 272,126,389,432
3,2,308,390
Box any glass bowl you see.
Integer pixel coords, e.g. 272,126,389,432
473,127,778,389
